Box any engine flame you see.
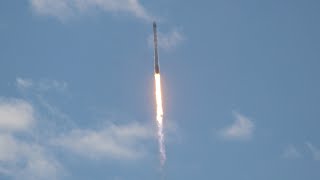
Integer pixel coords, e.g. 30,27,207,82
155,73,165,166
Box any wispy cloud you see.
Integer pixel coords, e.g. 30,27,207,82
0,97,63,179
0,134,62,180
38,79,68,92
1,78,157,179
52,122,154,160
16,77,68,93
30,0,154,21
148,29,184,51
306,142,320,161
0,98,34,132
219,112,254,141
16,78,33,89
283,145,301,159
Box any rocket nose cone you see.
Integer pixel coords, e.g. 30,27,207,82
153,22,156,28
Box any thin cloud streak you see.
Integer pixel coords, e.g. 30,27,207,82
16,78,33,89
219,112,254,141
52,122,154,160
30,0,154,21
283,145,301,159
16,77,68,93
306,142,320,161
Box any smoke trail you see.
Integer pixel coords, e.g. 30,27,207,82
154,73,165,166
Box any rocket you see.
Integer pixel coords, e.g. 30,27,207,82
153,22,160,74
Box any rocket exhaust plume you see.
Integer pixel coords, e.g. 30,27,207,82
153,22,166,166
155,73,165,165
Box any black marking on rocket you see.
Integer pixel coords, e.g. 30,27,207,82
153,22,160,74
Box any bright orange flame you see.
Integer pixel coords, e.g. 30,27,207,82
155,73,165,165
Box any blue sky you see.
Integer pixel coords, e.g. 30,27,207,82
1,0,320,179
